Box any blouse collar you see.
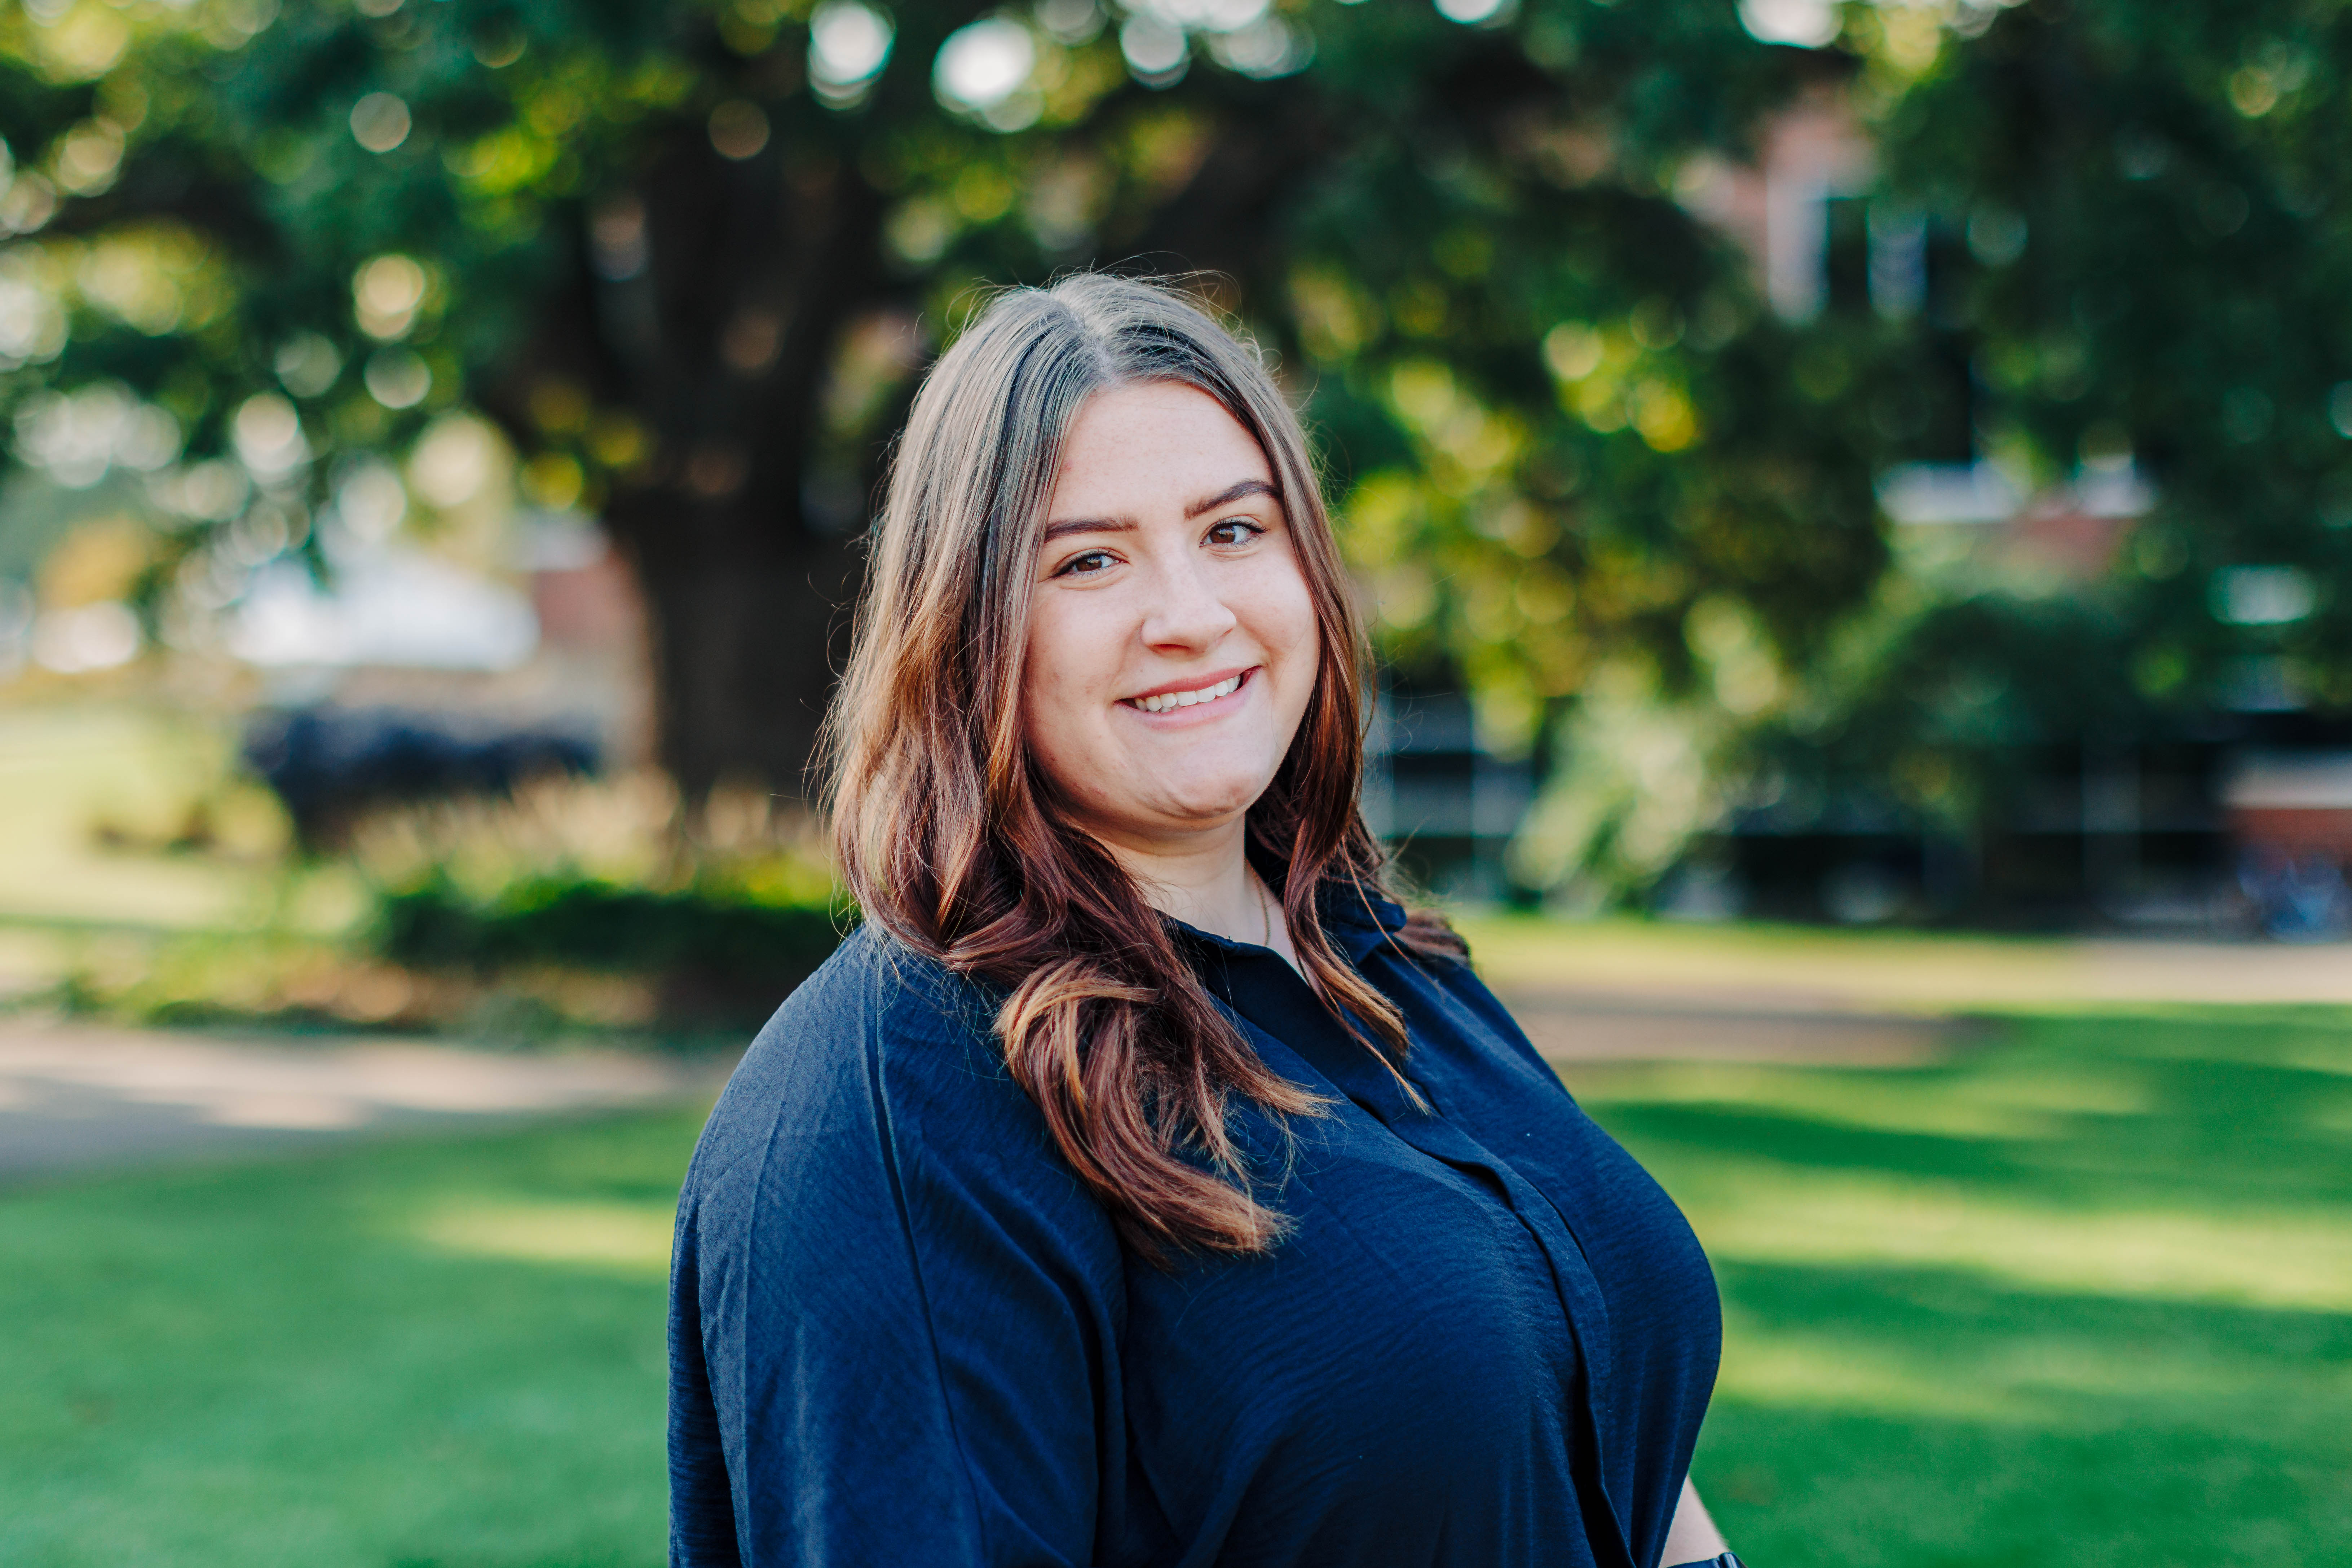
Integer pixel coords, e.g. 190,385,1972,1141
1169,874,1409,967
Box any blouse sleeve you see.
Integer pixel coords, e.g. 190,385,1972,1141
668,946,1127,1568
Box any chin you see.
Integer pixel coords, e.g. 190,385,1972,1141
1143,768,1273,826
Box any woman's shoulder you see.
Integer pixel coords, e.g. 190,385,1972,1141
1360,923,1565,1082
772,920,1002,1051
683,924,1120,1275
689,925,1037,1180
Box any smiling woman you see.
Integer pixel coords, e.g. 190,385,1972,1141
667,275,1740,1568
1021,380,1323,963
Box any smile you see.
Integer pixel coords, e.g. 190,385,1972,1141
1124,671,1247,714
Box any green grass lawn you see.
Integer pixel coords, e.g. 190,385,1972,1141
1598,1006,2352,1568
0,1111,693,1568
5,1003,2348,1567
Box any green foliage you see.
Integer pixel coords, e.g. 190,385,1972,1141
1742,0,2352,878
341,775,848,1021
14,0,2346,892
1527,0,2352,899
1703,571,2155,862
375,870,846,992
0,0,1885,792
1875,0,2352,552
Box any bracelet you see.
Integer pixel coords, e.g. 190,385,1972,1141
1667,1556,1746,1568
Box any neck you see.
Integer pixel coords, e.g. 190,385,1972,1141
1086,817,1302,970
1097,817,1257,937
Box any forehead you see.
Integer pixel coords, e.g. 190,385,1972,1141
1047,381,1274,514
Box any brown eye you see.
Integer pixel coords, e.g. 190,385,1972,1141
1206,519,1262,547
1058,550,1115,577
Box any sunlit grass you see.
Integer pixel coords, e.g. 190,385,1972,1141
1575,1005,2352,1565
0,701,306,933
1703,1171,2352,1311
2,1002,2347,1565
414,1197,676,1276
0,1111,694,1568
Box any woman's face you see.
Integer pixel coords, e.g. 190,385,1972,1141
1021,380,1320,855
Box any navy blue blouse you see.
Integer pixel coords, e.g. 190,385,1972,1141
668,891,1721,1568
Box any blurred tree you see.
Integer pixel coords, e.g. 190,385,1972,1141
1867,0,2352,672
0,0,1886,808
1674,0,2352,913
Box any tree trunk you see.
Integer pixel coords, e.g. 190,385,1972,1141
617,511,862,806
571,121,888,808
573,84,1334,806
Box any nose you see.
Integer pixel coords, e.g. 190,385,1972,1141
1138,550,1239,653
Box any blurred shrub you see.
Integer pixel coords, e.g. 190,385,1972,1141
375,874,845,1017
35,773,851,1040
353,772,849,1026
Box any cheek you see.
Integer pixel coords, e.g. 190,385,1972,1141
1249,557,1321,683
1020,598,1111,774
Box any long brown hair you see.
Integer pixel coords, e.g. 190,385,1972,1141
825,274,1457,1261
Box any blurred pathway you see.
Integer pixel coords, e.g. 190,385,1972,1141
0,1017,732,1183
1491,986,1966,1066
1469,925,2352,1067
11,924,2347,1180
1465,920,2352,1010
1,994,1946,1185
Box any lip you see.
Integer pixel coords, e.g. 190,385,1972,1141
1120,665,1256,705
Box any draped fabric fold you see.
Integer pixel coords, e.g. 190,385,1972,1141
670,892,1720,1568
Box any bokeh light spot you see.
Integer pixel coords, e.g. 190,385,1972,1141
935,19,1036,113
707,100,771,160
349,92,412,154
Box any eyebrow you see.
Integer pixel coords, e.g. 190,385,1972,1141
1184,478,1280,519
1040,514,1135,544
1038,478,1281,545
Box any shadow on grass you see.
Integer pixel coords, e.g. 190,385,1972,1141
0,1110,704,1568
1583,1006,2352,1206
5,1004,2348,1567
1700,1261,2351,1568
1571,1007,2352,1567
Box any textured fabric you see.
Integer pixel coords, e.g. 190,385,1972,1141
668,888,1721,1568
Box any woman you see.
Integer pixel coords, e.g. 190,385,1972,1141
668,274,1739,1568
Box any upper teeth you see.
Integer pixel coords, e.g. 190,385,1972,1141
1133,674,1243,713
